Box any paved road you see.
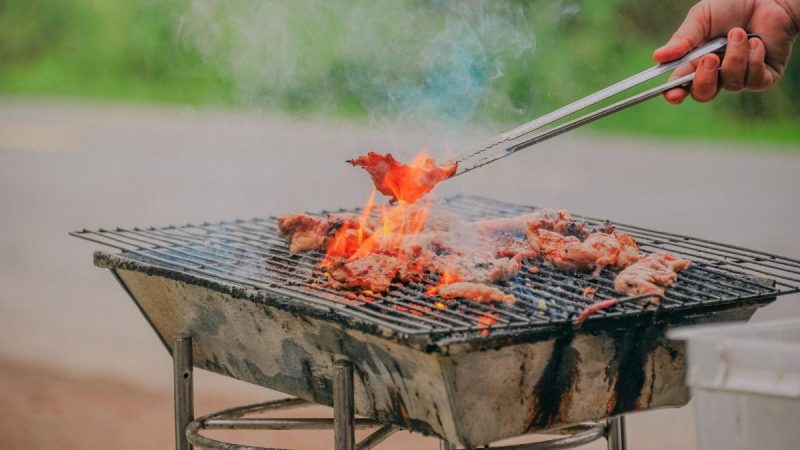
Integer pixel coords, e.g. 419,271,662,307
1,99,798,449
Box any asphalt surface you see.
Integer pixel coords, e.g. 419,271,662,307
1,98,798,449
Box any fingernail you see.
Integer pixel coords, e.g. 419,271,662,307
749,39,759,50
702,56,717,70
730,29,745,43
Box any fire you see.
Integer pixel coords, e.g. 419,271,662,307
425,268,462,296
477,311,498,336
348,151,457,204
322,151,439,268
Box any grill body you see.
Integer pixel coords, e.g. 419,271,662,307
80,195,798,447
98,252,765,447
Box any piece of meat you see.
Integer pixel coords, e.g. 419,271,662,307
527,229,590,270
581,231,642,268
614,252,691,298
529,230,642,272
347,152,457,204
475,209,588,239
327,250,425,293
277,213,364,254
429,253,522,284
494,233,538,259
277,214,326,253
437,282,515,304
525,209,590,239
612,232,642,267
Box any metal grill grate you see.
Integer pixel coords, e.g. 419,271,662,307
72,195,800,336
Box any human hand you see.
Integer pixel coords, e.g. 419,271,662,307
653,0,799,103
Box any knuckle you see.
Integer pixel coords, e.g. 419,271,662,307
747,80,771,92
691,84,716,102
723,77,745,92
725,83,744,92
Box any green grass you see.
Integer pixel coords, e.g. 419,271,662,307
1,0,798,146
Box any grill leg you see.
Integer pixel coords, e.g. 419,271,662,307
173,336,194,450
334,359,355,450
607,415,627,450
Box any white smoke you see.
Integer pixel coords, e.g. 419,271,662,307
178,0,535,129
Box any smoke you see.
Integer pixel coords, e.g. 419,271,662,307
178,0,534,129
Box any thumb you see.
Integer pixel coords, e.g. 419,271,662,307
653,3,711,63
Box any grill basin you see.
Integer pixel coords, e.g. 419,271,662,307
77,195,799,447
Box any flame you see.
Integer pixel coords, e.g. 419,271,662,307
322,152,435,268
477,311,498,336
348,150,457,204
383,150,436,203
425,268,462,296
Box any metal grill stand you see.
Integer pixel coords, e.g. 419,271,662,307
173,336,626,450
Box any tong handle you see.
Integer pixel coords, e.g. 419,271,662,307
493,36,730,143
451,34,758,176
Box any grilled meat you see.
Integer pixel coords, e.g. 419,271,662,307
476,209,588,238
279,202,690,308
347,152,457,204
277,214,326,253
494,233,537,259
529,229,642,273
430,253,522,284
614,252,691,298
438,282,515,304
327,249,425,293
277,213,364,254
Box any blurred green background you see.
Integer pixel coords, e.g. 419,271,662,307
1,0,798,145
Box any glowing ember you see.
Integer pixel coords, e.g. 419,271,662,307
347,151,457,204
477,312,498,335
426,269,462,296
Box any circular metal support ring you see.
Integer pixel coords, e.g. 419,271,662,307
186,398,608,450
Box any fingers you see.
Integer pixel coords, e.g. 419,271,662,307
690,54,720,102
653,3,710,63
663,63,697,104
720,28,748,91
745,37,776,91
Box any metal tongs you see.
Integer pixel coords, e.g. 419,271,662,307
449,36,742,175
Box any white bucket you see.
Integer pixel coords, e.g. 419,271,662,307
669,319,800,450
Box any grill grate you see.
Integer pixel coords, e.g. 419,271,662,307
72,195,800,336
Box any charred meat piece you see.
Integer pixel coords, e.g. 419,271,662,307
430,253,522,284
475,209,587,238
278,213,363,254
277,214,327,253
614,252,691,298
327,250,425,293
525,209,590,239
529,229,642,273
581,231,642,268
494,233,538,259
438,282,515,304
347,152,457,204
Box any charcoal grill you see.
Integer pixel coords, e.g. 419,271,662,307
72,195,800,449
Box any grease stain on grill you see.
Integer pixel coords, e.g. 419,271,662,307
608,325,663,415
193,295,227,336
225,340,334,406
527,332,579,430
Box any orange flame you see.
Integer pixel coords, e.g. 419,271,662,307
348,150,457,204
322,152,435,268
477,311,498,336
425,268,462,296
